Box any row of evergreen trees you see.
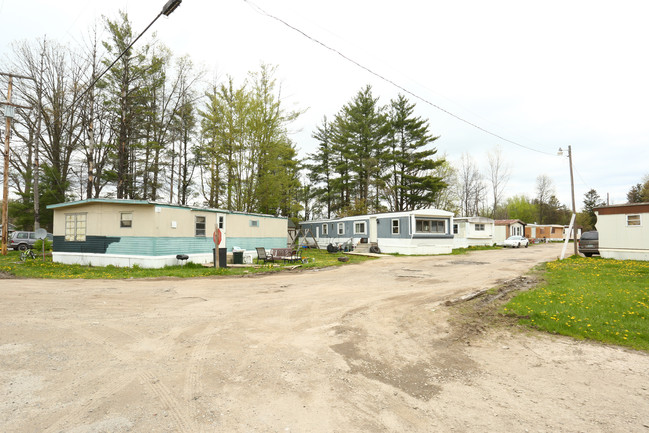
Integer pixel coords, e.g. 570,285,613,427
305,86,446,219
2,11,450,230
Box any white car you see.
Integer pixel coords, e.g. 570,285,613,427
503,235,529,248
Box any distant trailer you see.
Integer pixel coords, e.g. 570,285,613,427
299,209,454,255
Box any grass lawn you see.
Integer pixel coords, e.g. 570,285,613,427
504,256,649,351
451,244,502,255
0,248,373,279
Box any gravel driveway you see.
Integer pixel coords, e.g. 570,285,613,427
1,243,648,432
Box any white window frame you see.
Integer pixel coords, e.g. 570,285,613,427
475,223,485,231
250,219,260,228
337,222,345,235
195,215,206,237
322,223,329,235
453,223,458,234
218,215,225,230
392,219,400,235
65,213,87,241
627,214,641,227
415,218,446,234
354,221,366,235
120,212,133,228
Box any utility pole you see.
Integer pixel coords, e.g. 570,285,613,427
33,39,46,229
1,72,34,255
558,145,578,257
567,145,578,256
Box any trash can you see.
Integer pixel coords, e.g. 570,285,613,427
233,250,244,265
213,248,227,268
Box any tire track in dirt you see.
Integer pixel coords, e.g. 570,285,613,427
43,374,136,433
70,327,197,433
11,321,141,431
141,370,195,433
183,324,214,433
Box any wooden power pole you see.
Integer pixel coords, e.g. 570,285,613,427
1,72,34,255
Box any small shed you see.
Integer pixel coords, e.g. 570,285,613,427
47,199,288,268
299,209,454,255
452,216,495,248
494,219,527,245
594,203,649,261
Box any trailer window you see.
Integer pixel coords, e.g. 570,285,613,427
195,216,206,236
120,212,132,228
415,218,445,234
627,215,641,226
65,213,87,241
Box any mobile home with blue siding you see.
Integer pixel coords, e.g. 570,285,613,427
47,199,287,268
300,209,454,255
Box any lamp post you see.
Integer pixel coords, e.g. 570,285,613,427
1,0,181,255
71,0,183,109
72,0,182,200
558,146,578,256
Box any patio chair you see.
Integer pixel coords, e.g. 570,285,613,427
283,249,303,264
256,247,275,264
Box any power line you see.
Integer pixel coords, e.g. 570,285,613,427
242,0,556,157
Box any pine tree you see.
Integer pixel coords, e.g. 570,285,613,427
306,117,335,218
385,94,445,211
332,86,388,215
582,189,605,229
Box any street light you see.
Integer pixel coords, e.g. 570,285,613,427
0,1,182,255
69,0,182,203
71,0,183,108
162,0,182,16
558,146,578,256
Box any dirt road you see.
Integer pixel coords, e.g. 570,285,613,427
1,243,648,432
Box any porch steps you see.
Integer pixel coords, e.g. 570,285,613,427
354,242,378,254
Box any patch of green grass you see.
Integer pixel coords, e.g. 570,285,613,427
451,245,502,255
0,248,373,279
504,256,649,351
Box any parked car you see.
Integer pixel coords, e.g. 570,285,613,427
8,230,53,251
578,230,599,257
503,235,529,248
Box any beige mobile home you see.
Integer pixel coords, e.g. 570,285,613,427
47,199,288,268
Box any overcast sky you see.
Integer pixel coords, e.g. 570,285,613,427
2,0,648,211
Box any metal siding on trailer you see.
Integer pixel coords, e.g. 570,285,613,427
377,218,391,238
377,217,409,239
226,236,287,252
54,235,217,256
107,236,215,256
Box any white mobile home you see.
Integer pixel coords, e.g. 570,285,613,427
47,199,288,268
452,217,495,248
595,203,649,261
300,209,454,255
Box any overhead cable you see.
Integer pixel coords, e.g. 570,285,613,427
243,0,556,156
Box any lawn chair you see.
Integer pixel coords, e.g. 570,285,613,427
283,249,304,264
256,247,275,264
